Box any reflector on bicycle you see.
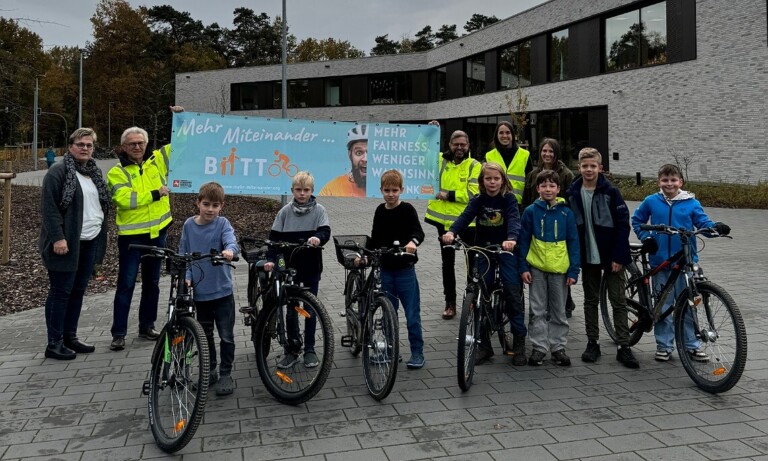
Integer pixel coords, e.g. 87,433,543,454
275,371,293,384
295,306,310,318
713,368,726,376
174,419,186,434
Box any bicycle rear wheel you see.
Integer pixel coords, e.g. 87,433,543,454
344,271,363,356
253,290,334,404
361,295,399,400
674,281,747,394
457,290,480,391
147,316,210,453
600,262,647,346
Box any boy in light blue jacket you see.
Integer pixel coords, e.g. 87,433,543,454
631,164,730,362
518,170,580,366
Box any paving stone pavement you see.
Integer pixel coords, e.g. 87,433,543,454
1,192,767,461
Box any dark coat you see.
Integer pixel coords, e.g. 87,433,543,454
565,173,631,269
38,162,109,271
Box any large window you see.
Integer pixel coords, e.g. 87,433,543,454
230,83,258,110
325,78,341,106
550,28,569,82
499,40,531,90
430,66,447,101
271,79,312,109
369,73,412,104
465,54,486,96
605,1,667,71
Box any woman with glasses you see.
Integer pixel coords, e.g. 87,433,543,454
39,128,110,360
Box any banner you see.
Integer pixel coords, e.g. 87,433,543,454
168,112,441,199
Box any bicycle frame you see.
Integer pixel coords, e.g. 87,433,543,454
462,245,505,332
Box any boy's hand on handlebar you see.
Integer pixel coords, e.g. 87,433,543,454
307,236,321,246
442,232,455,244
264,262,274,272
222,249,234,261
502,240,516,252
521,271,532,284
714,222,731,235
404,241,417,253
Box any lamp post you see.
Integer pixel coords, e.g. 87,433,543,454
78,49,85,128
108,102,114,148
281,0,287,119
33,77,39,169
40,111,68,143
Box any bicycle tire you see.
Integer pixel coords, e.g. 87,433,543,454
253,290,334,404
600,262,647,346
492,289,509,351
247,265,263,318
344,271,363,356
361,295,399,400
674,281,747,394
457,290,479,391
147,316,210,453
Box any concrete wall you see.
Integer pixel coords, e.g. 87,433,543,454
176,0,768,183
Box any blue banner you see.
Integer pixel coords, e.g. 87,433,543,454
168,112,441,199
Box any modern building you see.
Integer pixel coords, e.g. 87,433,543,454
176,0,768,183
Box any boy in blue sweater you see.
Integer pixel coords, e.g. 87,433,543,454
179,182,240,396
631,164,730,362
519,170,580,366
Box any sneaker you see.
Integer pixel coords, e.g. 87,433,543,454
528,349,546,366
581,341,601,363
474,348,494,365
215,375,234,396
303,351,319,368
551,349,571,367
406,353,425,369
688,348,709,362
277,353,300,369
511,335,527,366
138,327,160,340
442,303,456,320
109,337,125,351
617,346,640,369
655,349,672,362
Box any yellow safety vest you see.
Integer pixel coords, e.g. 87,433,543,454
484,147,530,204
425,154,481,230
108,144,173,238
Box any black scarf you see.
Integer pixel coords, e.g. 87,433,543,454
60,153,110,211
291,196,316,215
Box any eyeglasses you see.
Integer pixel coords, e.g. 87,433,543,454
124,141,146,148
73,142,94,149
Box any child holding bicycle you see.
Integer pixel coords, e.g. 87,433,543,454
442,162,527,366
265,171,331,370
631,163,730,362
369,169,426,369
179,182,239,396
565,148,639,368
518,170,580,366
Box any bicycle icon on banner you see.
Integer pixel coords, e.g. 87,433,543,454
268,150,299,177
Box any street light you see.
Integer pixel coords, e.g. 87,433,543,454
33,76,39,169
78,49,85,128
40,111,68,143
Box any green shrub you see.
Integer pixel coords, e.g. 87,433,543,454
613,177,768,209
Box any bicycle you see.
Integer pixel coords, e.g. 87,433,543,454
449,238,513,391
135,245,237,453
239,237,334,405
600,224,747,393
334,235,408,401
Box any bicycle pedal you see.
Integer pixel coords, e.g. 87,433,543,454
341,335,353,347
239,306,254,314
141,379,150,396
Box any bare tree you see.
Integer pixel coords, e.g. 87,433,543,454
667,147,694,183
504,85,529,146
210,82,230,115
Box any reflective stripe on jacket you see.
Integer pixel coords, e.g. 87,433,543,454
425,154,481,229
484,147,530,204
108,144,172,238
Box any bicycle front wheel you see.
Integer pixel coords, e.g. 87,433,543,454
361,295,399,400
457,290,479,391
600,262,647,346
344,271,363,356
147,316,210,453
674,281,747,394
253,290,334,404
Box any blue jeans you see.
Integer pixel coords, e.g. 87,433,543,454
111,230,167,338
286,278,319,353
196,294,236,376
476,251,526,336
45,239,98,344
653,268,700,352
381,266,423,355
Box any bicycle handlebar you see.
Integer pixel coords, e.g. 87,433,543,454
639,224,730,238
128,244,240,264
336,243,416,259
446,237,514,256
239,237,324,252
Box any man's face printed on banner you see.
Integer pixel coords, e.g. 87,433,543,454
349,140,367,187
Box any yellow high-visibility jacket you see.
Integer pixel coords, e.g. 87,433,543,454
484,146,530,204
425,153,481,230
107,144,172,238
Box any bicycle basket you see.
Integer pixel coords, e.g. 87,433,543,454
333,235,369,269
240,235,268,264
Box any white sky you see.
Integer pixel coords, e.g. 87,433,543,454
5,0,547,52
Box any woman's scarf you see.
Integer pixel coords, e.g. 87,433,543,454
59,152,110,211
